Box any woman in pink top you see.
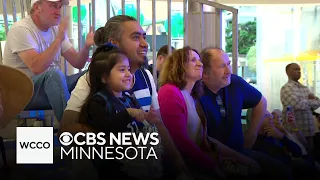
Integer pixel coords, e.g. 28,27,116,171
158,46,223,178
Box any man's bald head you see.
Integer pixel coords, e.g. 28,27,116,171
200,47,232,93
200,47,225,74
285,63,301,81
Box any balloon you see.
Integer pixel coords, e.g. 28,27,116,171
117,4,145,25
164,13,184,38
72,6,87,23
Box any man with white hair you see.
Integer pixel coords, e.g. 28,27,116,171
2,0,94,121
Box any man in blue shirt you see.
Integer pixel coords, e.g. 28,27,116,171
200,47,293,179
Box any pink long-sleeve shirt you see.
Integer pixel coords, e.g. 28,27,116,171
158,83,216,171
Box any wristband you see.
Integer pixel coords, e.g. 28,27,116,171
292,127,299,132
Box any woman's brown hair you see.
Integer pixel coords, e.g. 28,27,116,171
159,46,203,100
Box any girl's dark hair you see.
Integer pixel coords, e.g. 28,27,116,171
79,43,126,124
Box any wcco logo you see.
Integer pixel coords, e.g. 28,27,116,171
19,141,51,149
16,127,53,164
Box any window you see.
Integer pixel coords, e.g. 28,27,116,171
227,6,320,111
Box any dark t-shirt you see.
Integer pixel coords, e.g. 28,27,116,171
86,89,140,134
200,74,262,152
86,89,163,180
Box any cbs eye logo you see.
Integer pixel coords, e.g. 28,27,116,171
59,132,73,146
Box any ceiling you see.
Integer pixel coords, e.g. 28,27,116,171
1,0,319,15
217,0,320,5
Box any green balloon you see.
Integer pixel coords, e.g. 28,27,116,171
117,4,144,25
72,6,87,23
164,13,184,38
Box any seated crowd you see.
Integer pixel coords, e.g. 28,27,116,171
0,1,319,179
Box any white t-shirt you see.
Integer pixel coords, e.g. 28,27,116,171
3,15,73,77
180,89,203,145
66,69,159,112
65,73,90,112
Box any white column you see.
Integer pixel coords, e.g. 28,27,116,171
66,5,76,76
187,1,221,52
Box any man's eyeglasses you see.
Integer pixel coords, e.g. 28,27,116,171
216,95,226,117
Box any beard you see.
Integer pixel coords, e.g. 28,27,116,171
130,56,148,69
141,56,149,68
